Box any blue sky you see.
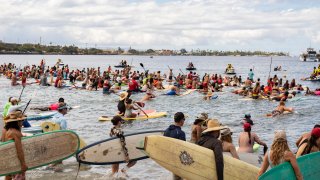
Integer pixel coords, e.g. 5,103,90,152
0,0,319,55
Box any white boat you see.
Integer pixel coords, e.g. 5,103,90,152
225,68,236,75
300,48,319,62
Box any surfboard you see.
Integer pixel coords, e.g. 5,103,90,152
22,126,43,134
26,111,57,121
224,152,264,168
180,89,196,96
98,111,167,121
259,151,320,180
0,130,79,176
77,130,163,165
40,122,87,149
144,135,259,180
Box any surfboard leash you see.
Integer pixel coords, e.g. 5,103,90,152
74,162,81,180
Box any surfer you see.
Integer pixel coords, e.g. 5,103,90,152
197,119,226,180
220,128,239,159
51,102,68,130
238,123,268,154
164,112,186,180
258,130,303,180
248,69,254,81
266,101,293,117
118,92,129,116
1,111,28,179
296,127,320,158
124,99,138,118
109,116,136,178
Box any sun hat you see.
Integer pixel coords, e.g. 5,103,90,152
274,130,287,141
4,111,26,123
119,92,128,101
196,113,209,121
202,119,227,134
221,128,233,136
311,128,320,138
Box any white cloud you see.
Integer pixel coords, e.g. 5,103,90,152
0,0,319,54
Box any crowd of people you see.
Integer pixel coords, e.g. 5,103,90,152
1,59,320,179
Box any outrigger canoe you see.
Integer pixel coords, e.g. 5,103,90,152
98,111,167,121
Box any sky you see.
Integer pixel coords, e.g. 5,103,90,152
0,0,320,55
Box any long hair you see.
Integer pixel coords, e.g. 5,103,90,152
301,135,319,156
270,139,289,165
244,127,252,144
4,121,21,131
221,134,233,143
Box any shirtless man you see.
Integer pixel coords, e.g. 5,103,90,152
267,101,293,117
11,71,19,86
244,77,252,89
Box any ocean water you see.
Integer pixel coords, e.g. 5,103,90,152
0,55,319,179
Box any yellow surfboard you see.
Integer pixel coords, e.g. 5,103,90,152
98,112,167,121
144,135,259,180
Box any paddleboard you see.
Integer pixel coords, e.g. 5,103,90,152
180,89,196,96
259,151,320,180
40,122,87,149
144,135,259,180
0,130,79,176
22,126,43,134
26,111,57,121
98,111,167,121
224,152,264,167
77,130,164,165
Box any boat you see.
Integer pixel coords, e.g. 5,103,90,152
114,65,131,68
186,67,196,71
225,68,236,75
301,76,320,81
300,48,319,62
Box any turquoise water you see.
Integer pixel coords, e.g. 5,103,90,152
0,55,319,179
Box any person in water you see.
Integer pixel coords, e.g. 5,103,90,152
190,118,205,143
296,124,320,147
124,99,138,118
197,119,226,180
296,127,320,158
164,112,186,180
1,111,28,180
109,116,136,178
220,128,239,159
118,92,129,116
258,130,303,180
267,101,293,117
238,123,268,154
30,97,67,111
242,113,254,125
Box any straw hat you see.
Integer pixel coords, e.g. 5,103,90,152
202,119,227,133
119,92,128,101
4,111,26,123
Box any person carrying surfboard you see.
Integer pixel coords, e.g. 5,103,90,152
109,116,136,178
1,111,28,179
197,119,226,180
258,130,303,180
164,112,186,180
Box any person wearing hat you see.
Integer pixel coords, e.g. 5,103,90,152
197,119,226,180
258,130,302,180
296,124,320,148
51,102,68,130
296,127,320,158
1,111,28,179
109,116,136,178
220,128,239,159
118,92,129,116
242,113,254,125
238,123,268,154
164,112,186,180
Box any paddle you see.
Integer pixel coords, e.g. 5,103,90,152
140,63,146,72
22,99,32,115
133,102,149,118
18,86,25,101
179,68,185,76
